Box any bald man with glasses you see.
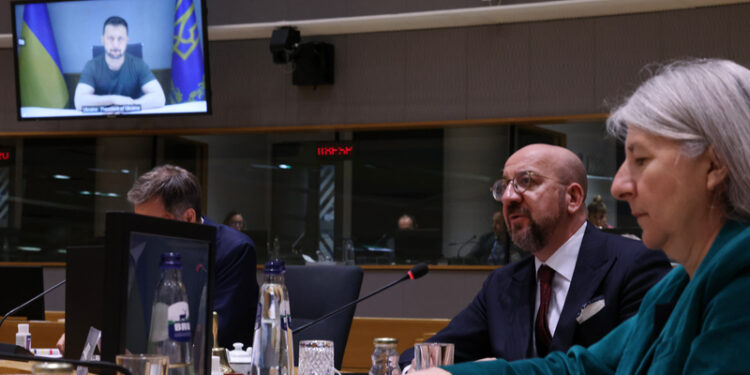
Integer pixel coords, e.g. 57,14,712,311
400,144,672,368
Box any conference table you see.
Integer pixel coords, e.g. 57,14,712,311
0,316,450,374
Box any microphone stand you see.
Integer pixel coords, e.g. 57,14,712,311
293,264,428,335
293,276,406,335
0,279,66,328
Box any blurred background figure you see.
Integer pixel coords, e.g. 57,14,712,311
587,195,612,229
223,210,245,232
398,213,416,230
467,211,527,265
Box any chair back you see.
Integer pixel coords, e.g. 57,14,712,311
285,265,363,369
92,43,143,59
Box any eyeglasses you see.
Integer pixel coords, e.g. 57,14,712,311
490,170,561,201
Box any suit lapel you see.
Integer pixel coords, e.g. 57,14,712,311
550,225,616,352
504,260,536,359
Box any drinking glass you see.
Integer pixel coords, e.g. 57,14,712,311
413,343,454,371
115,354,168,375
298,340,340,375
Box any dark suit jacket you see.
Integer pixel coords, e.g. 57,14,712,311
204,217,259,348
399,223,672,367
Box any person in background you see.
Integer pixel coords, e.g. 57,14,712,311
223,210,245,232
74,16,165,111
467,211,527,265
127,165,257,348
400,144,672,369
398,213,417,230
587,195,613,229
416,58,750,375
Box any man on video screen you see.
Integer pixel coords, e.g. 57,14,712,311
74,16,165,111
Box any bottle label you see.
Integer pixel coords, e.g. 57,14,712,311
167,301,191,342
280,300,291,330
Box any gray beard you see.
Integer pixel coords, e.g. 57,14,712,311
509,219,548,253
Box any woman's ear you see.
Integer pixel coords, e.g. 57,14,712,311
706,146,728,192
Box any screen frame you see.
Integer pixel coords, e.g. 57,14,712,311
102,211,216,374
9,0,213,121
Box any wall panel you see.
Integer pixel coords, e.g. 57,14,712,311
2,4,750,134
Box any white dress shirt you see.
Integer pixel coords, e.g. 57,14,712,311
532,221,586,355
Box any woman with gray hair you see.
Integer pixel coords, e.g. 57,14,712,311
413,58,750,374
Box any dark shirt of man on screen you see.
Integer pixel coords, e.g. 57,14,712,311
399,144,672,369
74,16,165,111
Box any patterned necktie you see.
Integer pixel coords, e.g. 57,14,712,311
535,265,555,357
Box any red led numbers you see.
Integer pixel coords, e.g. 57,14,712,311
317,146,353,157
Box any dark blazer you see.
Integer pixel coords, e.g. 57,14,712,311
204,217,259,348
399,223,672,367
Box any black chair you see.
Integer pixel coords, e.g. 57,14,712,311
285,265,363,369
92,43,143,58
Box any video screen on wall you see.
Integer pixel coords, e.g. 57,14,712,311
10,0,211,120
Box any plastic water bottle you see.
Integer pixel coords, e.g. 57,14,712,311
250,259,293,375
148,252,194,375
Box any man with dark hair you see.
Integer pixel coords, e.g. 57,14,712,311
74,16,165,111
400,144,672,368
127,164,258,348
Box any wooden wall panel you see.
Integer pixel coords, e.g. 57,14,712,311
3,4,750,134
404,28,468,121
528,18,596,116
465,24,531,118
343,32,408,124
594,13,662,110
727,4,750,63
658,6,731,61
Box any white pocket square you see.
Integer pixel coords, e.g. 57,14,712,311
576,298,605,324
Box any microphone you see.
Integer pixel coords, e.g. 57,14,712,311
292,263,429,335
0,346,132,375
0,279,66,329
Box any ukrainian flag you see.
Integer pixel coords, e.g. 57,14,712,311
18,4,68,108
170,0,205,104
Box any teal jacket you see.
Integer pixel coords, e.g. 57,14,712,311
444,220,750,375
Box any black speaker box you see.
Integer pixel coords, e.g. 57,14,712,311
292,42,334,87
269,27,300,64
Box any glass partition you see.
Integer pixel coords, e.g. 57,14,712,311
0,120,635,265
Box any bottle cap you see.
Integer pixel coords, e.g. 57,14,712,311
160,252,182,269
264,259,286,274
373,337,397,345
18,323,29,333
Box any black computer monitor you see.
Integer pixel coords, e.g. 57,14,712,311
394,228,442,264
0,266,44,320
101,212,216,375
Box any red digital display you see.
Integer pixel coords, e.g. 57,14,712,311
317,145,354,157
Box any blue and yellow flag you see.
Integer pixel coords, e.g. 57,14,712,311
18,4,68,108
170,0,205,104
